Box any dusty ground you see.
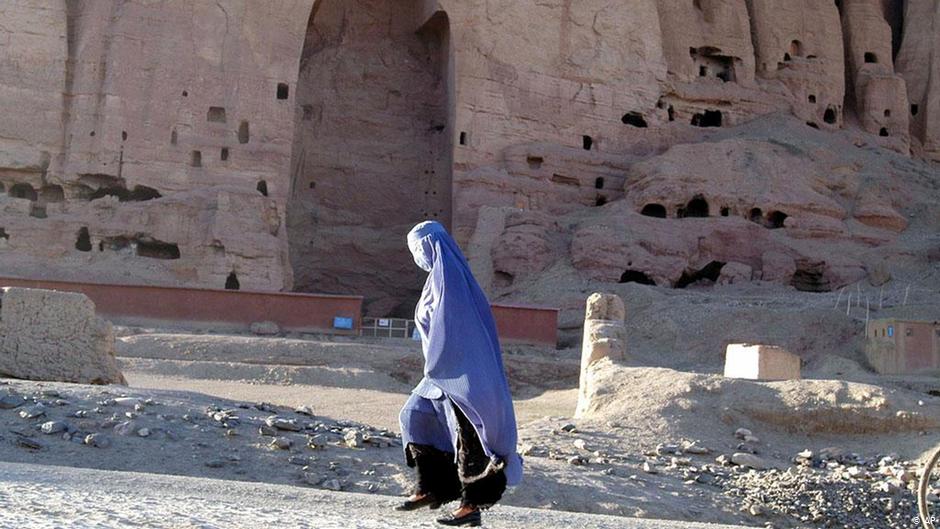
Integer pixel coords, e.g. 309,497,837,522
2,316,938,528
0,461,751,529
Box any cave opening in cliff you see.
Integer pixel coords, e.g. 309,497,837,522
675,261,725,288
595,195,608,207
583,135,594,150
257,180,268,197
824,106,837,124
911,104,919,116
595,177,605,189
238,121,250,144
791,260,831,292
622,112,648,128
75,227,92,252
749,207,763,224
880,127,889,137
766,211,788,229
720,207,730,216
40,185,65,203
619,270,656,286
864,52,878,64
207,107,227,123
641,203,667,218
789,40,803,59
221,148,229,161
89,184,162,202
137,239,181,260
690,47,736,83
287,3,454,316
691,110,722,127
679,195,710,218
277,83,289,100
225,272,240,290
9,183,37,201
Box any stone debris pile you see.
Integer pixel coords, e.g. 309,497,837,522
0,381,403,496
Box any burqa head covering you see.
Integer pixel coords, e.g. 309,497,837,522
405,221,523,486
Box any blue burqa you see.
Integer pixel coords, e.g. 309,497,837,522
399,221,523,486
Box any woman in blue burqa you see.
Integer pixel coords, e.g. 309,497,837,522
396,221,523,527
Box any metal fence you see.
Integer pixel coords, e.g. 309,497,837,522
360,317,417,339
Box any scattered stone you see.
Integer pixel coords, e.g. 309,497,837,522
39,421,69,435
84,433,111,448
573,439,587,450
259,424,277,437
734,428,752,440
730,452,772,470
567,455,586,466
137,427,151,438
295,405,314,416
656,443,679,455
560,423,577,433
113,420,139,436
0,393,26,409
271,436,293,450
682,441,710,455
114,397,142,407
16,437,45,450
307,434,328,450
343,429,364,448
18,405,45,419
265,416,300,432
322,479,342,491
642,461,658,474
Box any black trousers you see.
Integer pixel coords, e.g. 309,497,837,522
406,404,507,508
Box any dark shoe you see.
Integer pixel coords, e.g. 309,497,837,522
436,510,482,527
394,495,442,511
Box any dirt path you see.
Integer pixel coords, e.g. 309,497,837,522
124,368,578,431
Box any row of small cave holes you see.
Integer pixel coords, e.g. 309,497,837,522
88,82,290,170
638,196,788,229
4,179,270,205
72,226,243,291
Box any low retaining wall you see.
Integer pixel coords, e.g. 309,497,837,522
0,277,559,346
0,277,363,335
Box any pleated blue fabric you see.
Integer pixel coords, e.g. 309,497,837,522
398,221,523,486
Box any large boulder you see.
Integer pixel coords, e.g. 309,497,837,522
0,287,126,385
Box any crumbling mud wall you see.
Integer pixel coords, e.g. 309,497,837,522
0,287,125,385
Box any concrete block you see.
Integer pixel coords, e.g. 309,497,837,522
724,343,801,381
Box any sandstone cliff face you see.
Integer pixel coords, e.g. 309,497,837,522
0,0,936,313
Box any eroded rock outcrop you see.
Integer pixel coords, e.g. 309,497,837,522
0,0,935,313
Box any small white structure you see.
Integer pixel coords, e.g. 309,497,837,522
724,343,801,381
